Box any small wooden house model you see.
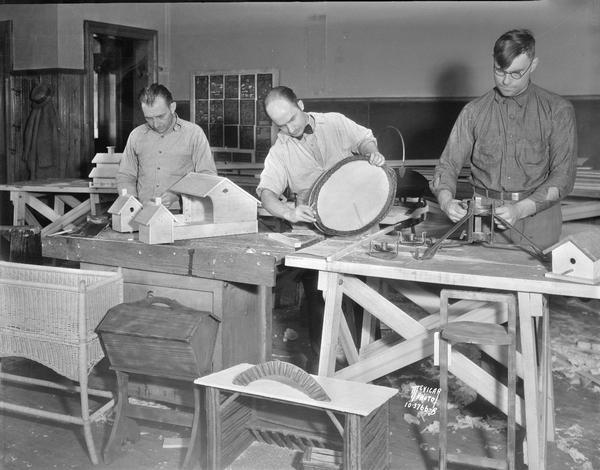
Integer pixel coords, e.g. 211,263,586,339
88,151,122,188
544,229,600,284
108,189,143,233
169,173,260,240
133,197,177,245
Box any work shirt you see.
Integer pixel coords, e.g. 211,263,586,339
256,112,376,203
431,83,577,213
116,115,216,205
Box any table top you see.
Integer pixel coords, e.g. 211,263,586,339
195,363,398,415
43,229,321,287
0,178,117,194
285,234,600,299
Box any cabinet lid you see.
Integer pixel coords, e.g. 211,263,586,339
97,297,219,341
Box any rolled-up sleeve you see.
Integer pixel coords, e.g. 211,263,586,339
431,106,474,198
116,133,139,197
335,113,377,154
528,103,577,211
256,149,288,198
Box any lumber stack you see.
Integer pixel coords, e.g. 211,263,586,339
571,167,600,198
88,151,122,189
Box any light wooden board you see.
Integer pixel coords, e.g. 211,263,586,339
194,363,398,416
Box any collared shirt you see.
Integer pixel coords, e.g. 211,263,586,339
256,112,376,203
116,115,216,205
431,83,577,212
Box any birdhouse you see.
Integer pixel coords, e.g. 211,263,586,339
133,198,177,245
544,229,600,284
108,189,143,233
168,173,260,239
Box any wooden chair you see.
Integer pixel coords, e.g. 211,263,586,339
437,289,517,470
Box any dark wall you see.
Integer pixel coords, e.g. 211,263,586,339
178,95,599,165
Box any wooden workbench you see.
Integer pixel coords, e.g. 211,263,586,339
0,178,116,235
42,229,318,406
284,230,600,470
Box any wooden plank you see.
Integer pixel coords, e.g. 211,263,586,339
41,199,90,236
0,178,116,194
25,193,61,222
43,236,192,276
342,276,426,338
326,224,398,262
190,245,278,287
285,251,600,299
173,220,257,240
517,292,543,470
57,194,85,208
319,272,345,376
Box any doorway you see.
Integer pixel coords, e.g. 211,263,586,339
0,20,13,226
84,21,157,156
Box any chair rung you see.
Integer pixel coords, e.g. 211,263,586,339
447,452,508,469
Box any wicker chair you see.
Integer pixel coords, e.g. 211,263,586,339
0,261,123,464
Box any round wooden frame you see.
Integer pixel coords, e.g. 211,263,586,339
307,155,397,236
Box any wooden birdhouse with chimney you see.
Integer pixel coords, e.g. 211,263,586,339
134,197,178,245
108,189,143,233
544,228,600,284
169,173,259,240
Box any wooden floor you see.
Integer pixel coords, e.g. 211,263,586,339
1,221,599,470
1,294,598,470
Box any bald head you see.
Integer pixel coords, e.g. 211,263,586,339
264,86,299,109
264,86,308,139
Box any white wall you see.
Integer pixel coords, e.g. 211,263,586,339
0,4,59,70
0,1,598,99
168,0,600,99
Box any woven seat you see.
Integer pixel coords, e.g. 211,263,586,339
0,261,123,464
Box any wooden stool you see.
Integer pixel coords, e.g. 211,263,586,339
96,296,220,469
437,289,517,470
194,361,398,470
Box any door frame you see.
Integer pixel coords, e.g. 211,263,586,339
0,20,13,187
83,20,158,159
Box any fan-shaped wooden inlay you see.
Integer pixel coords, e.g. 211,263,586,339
232,361,331,402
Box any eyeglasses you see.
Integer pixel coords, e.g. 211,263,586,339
494,58,534,80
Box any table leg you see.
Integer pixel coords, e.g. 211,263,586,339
318,272,345,376
10,191,26,226
257,284,273,363
343,413,361,470
182,386,203,470
103,371,140,464
517,292,545,470
205,387,221,470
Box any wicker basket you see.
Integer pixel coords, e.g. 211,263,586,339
0,261,123,381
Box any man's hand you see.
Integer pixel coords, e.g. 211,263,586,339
441,198,467,222
159,191,180,208
367,151,385,167
494,199,535,229
286,204,316,223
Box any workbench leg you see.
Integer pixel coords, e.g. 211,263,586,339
10,191,26,226
257,285,273,363
517,292,544,470
103,371,140,464
360,278,382,351
182,386,203,470
205,387,221,470
343,413,361,470
318,272,345,376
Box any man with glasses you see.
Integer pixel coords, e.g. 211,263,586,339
431,29,577,249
